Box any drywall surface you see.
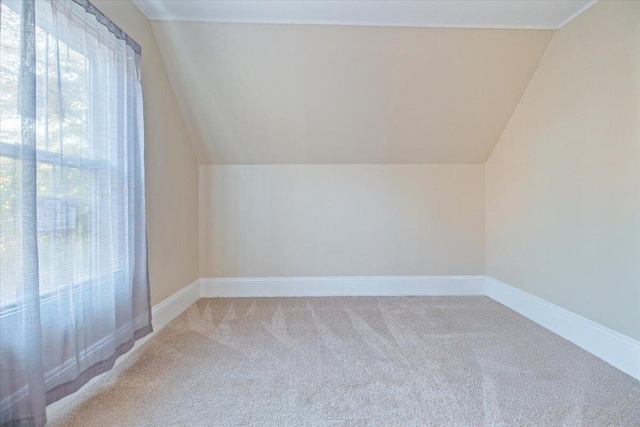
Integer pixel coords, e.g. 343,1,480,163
93,0,200,305
486,1,640,340
152,21,552,164
201,164,484,277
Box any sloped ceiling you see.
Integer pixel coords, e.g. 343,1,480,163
152,21,553,164
152,22,553,164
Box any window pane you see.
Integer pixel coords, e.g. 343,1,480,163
1,0,135,311
34,15,89,158
0,3,21,145
0,156,21,307
36,162,95,295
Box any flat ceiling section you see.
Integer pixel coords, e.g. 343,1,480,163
152,23,554,164
136,1,593,29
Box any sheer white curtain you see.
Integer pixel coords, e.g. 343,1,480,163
0,0,151,425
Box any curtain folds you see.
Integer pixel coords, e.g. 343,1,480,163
0,0,151,425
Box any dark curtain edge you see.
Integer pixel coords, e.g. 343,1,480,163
44,0,151,415
42,0,151,413
44,324,153,407
71,0,142,55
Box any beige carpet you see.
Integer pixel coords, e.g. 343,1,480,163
50,296,640,426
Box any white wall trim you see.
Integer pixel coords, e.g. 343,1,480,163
151,279,201,331
200,276,485,298
47,279,201,419
47,273,639,421
484,276,640,381
202,275,640,381
137,15,559,30
557,0,598,28
132,0,589,30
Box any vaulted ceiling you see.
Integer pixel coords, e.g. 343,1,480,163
135,2,592,164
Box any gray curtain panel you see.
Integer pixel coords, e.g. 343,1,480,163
0,0,151,425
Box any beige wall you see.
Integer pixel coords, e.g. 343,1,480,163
486,1,640,340
201,165,484,278
152,21,552,164
94,1,639,343
93,1,200,305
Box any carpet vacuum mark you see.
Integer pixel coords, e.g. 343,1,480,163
50,296,640,426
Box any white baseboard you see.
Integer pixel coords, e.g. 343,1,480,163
201,275,639,381
484,276,640,381
200,275,485,297
152,279,201,330
47,273,639,421
47,279,201,419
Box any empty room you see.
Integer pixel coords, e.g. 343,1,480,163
0,0,639,425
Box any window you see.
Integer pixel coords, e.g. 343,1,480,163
0,1,150,424
1,1,128,312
